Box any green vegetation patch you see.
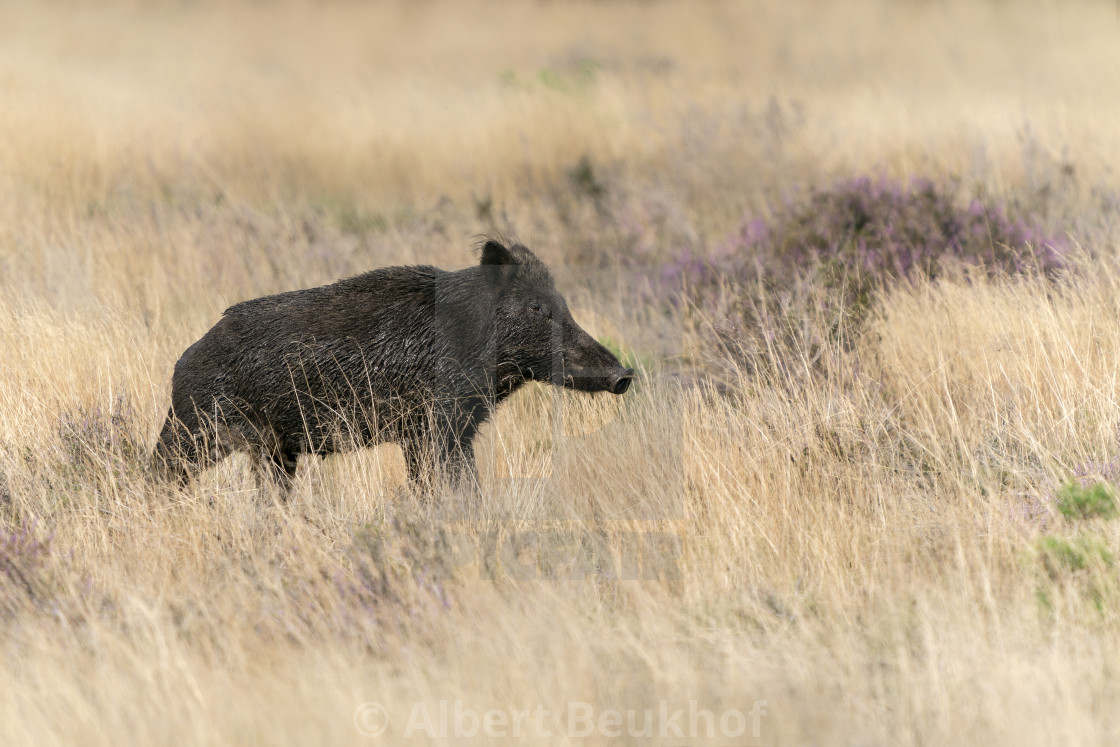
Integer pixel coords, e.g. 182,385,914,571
1056,481,1119,521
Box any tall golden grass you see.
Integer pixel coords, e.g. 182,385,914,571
3,1,1120,744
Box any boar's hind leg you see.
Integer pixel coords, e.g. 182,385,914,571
249,436,300,498
152,413,196,485
152,404,253,487
152,407,230,485
267,449,300,493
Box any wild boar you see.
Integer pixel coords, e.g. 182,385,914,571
153,239,633,490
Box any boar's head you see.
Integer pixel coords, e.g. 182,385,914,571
480,239,634,396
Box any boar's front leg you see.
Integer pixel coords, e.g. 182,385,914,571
443,436,477,485
401,420,478,488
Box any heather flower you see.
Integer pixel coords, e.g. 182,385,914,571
675,176,1069,316
0,519,53,617
55,393,146,483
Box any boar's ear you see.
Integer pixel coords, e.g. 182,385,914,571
480,239,519,266
481,239,542,267
479,239,521,290
479,239,544,290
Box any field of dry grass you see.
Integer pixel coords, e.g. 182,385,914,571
3,1,1120,744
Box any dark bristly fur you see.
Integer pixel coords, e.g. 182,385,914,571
152,238,634,491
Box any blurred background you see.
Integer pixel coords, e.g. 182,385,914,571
2,0,1116,309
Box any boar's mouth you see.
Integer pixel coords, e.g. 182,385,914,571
558,365,635,395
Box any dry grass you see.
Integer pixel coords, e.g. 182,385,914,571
3,0,1120,744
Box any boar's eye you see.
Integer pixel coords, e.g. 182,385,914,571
528,300,550,317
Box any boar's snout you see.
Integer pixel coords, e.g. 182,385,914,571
559,361,634,394
610,369,634,395
556,322,635,395
610,369,634,394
